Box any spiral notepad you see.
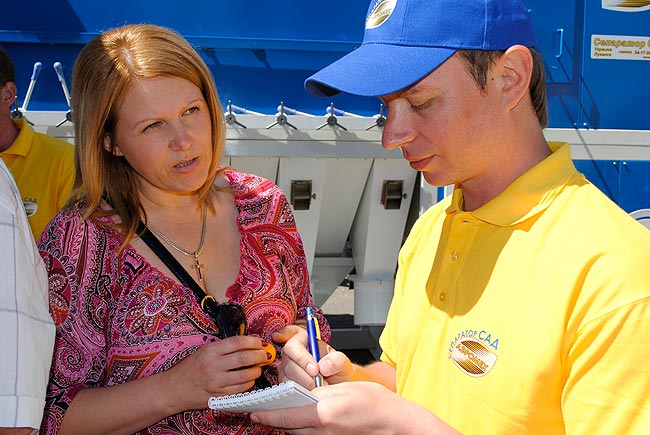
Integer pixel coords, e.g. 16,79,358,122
207,381,318,412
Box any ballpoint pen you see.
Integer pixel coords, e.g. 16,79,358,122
305,307,324,387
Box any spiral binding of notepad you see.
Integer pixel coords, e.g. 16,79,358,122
208,381,318,412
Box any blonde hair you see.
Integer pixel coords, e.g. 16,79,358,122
69,23,226,249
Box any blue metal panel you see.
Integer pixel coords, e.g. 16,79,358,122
2,0,649,126
580,4,650,130
525,0,583,128
528,1,578,84
618,161,650,213
1,0,380,115
1,0,367,42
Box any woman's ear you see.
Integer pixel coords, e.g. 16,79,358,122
103,134,123,156
498,45,534,112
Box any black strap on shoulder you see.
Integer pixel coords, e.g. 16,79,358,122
136,222,207,304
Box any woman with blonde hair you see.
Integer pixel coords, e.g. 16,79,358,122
38,23,328,435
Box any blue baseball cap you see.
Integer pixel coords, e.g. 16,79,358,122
305,0,536,98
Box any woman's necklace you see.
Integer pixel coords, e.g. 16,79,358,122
145,203,208,284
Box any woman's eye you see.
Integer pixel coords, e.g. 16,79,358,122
184,106,199,115
143,121,162,132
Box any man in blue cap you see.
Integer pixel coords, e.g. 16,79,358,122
252,0,650,433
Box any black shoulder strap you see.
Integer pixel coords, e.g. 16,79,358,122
136,222,207,304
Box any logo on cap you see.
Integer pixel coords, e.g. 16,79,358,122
450,337,498,377
366,0,397,29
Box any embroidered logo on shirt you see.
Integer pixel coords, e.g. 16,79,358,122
449,330,499,377
23,197,38,217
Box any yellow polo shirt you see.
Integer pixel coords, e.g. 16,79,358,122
380,142,650,434
1,119,74,240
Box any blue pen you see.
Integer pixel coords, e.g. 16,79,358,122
305,307,324,387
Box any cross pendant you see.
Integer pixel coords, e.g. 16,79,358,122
191,255,205,283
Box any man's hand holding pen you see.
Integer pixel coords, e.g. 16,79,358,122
270,323,355,390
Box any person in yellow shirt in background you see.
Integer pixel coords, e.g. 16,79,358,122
0,46,74,240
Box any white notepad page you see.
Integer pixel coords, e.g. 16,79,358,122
208,381,319,412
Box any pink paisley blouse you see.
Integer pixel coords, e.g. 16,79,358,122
38,170,330,435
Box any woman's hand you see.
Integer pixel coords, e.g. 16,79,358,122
57,335,275,435
161,335,272,411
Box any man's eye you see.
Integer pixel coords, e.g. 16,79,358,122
411,100,432,112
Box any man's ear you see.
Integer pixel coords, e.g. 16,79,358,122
1,81,17,109
498,45,533,112
103,134,124,156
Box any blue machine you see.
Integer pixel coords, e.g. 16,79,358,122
3,2,648,123
0,0,377,115
3,2,649,208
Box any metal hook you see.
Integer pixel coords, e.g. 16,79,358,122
317,103,347,131
225,100,247,128
266,102,297,130
366,103,386,130
11,62,41,125
54,62,73,127
11,96,33,125
55,111,73,127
